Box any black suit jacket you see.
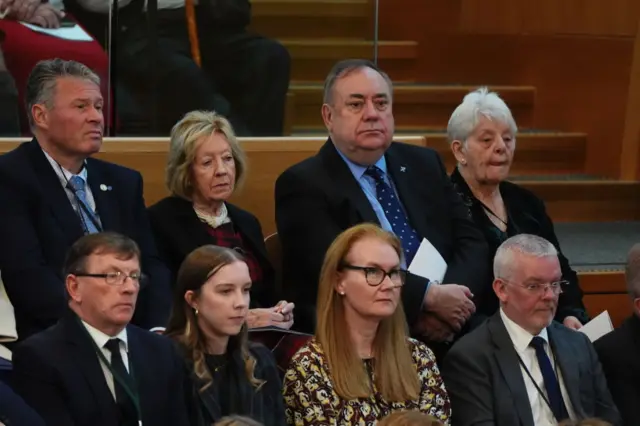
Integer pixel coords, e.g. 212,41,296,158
594,315,640,426
442,313,621,426
275,140,489,330
0,379,45,426
10,312,192,426
147,196,277,307
450,168,588,323
0,139,172,340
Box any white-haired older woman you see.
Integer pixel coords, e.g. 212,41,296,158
148,110,294,330
447,87,588,329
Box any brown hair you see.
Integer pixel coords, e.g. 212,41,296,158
213,415,263,426
315,223,419,401
377,411,444,426
63,232,140,276
558,419,612,426
165,110,247,200
165,245,262,391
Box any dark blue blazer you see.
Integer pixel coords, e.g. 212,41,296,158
10,312,193,426
0,139,172,340
0,379,45,426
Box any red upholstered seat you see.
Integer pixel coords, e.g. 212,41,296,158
0,18,111,135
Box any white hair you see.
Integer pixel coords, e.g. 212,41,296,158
493,234,558,280
447,87,518,145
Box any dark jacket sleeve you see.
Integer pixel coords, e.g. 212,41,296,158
11,342,75,426
252,344,287,426
0,380,46,426
582,333,622,426
129,172,172,329
530,194,588,323
206,0,251,30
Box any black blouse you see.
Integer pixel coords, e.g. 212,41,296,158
450,168,589,324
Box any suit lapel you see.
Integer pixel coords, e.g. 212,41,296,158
61,313,119,424
227,204,268,262
385,144,436,242
169,197,214,250
86,159,120,231
548,324,585,418
127,328,149,419
318,140,379,224
488,314,536,426
26,140,84,243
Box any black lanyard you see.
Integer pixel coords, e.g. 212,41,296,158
76,317,142,424
515,349,563,418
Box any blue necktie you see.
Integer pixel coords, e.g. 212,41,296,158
67,175,100,234
530,336,568,422
365,166,419,264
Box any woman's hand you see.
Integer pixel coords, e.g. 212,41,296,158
247,301,295,330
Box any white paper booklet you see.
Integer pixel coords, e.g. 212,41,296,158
578,310,614,342
408,238,448,283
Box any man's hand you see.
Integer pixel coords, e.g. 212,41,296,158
28,3,63,28
424,283,475,332
562,315,582,330
414,312,455,342
10,0,40,21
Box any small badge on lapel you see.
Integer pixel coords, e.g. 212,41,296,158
400,166,406,172
99,184,112,192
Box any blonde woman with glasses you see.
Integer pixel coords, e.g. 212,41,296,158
282,224,450,426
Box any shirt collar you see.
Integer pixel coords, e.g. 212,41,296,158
500,308,549,353
335,146,387,181
81,319,129,352
42,148,88,187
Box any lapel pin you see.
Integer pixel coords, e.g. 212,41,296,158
400,166,406,172
100,184,112,192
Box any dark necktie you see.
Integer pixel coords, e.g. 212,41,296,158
365,166,420,264
104,338,138,426
67,175,100,234
530,336,568,422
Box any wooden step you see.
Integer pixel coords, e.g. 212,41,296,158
250,0,370,39
281,39,418,81
518,180,640,223
287,84,536,131
427,132,587,175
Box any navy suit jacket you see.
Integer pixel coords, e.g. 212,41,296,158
0,380,45,426
0,139,172,340
10,312,192,426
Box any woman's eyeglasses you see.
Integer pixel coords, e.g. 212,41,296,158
339,264,406,287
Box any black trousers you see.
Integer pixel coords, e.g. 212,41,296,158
118,8,291,136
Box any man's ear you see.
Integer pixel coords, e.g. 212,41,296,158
321,103,333,131
31,103,50,130
493,278,508,303
66,274,81,303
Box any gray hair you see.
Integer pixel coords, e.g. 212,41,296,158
447,87,518,145
494,234,558,280
626,243,640,297
323,59,394,105
25,58,101,128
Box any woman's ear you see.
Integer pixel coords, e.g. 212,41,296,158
184,290,198,310
451,139,467,165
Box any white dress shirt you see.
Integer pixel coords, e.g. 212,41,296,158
500,309,576,425
42,149,101,222
81,320,130,400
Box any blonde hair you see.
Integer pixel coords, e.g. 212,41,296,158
315,223,420,401
165,110,248,200
213,415,263,426
165,245,263,391
377,411,444,426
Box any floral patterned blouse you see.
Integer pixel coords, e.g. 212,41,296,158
282,338,451,426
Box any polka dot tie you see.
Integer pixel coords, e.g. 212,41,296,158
67,175,100,234
365,166,420,264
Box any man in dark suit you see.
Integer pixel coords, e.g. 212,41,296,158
594,243,640,426
442,234,620,426
11,232,192,426
0,379,45,426
275,59,488,338
0,59,171,341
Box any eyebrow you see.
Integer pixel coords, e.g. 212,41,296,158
346,93,389,100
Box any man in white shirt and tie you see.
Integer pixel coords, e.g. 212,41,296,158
442,233,620,426
10,232,192,426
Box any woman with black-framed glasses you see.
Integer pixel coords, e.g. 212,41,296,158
283,223,451,426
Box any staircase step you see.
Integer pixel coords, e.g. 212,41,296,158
287,84,536,130
281,40,417,81
250,0,370,39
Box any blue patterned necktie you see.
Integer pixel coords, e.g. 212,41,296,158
365,166,420,264
67,175,100,234
530,336,568,422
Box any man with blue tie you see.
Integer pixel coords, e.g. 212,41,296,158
275,58,489,340
441,234,620,426
0,58,171,342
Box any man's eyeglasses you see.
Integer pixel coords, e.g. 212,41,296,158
74,271,147,287
339,264,406,287
501,279,568,295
